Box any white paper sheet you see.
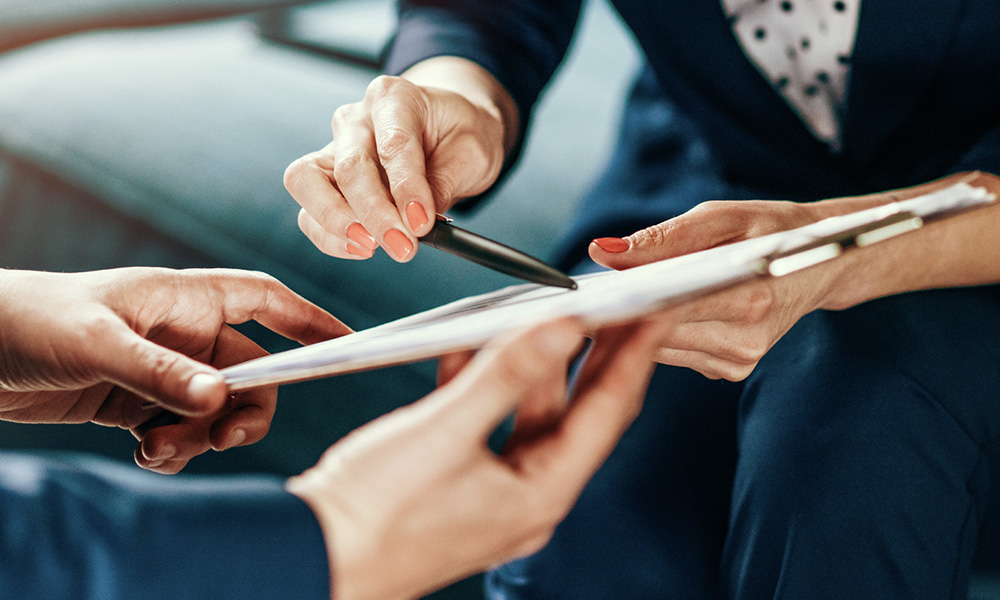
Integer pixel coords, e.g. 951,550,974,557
222,181,995,391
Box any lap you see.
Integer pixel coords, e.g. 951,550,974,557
726,287,1000,598
489,286,1000,599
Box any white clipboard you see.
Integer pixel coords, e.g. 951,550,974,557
222,180,995,391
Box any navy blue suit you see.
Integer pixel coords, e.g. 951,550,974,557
0,452,329,599
386,1,1000,598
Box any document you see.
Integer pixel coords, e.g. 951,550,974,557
222,181,995,391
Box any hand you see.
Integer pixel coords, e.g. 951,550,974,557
288,318,658,600
590,171,1000,380
284,57,516,263
0,267,350,473
589,199,836,381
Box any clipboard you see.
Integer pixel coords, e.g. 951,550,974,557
222,180,995,391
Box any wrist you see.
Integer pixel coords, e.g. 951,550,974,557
287,472,386,600
813,171,1000,310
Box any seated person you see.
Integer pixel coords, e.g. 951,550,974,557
282,0,1000,594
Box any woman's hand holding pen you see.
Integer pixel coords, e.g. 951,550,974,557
284,57,519,263
0,267,349,473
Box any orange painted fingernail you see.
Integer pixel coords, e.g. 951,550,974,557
346,222,378,250
405,202,430,232
346,243,375,258
383,229,414,261
592,237,631,253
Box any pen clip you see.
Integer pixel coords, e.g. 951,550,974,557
754,210,924,277
435,213,455,223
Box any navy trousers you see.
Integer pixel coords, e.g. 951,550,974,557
487,285,1000,599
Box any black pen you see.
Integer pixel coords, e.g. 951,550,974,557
419,215,578,290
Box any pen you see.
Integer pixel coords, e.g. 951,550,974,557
419,215,578,290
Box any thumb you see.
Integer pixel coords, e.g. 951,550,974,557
97,327,228,416
434,319,584,439
588,220,691,270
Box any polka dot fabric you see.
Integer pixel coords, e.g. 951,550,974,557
721,0,861,148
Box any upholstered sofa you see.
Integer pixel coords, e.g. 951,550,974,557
0,1,997,597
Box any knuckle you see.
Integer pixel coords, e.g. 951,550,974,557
78,313,119,340
365,74,406,102
282,157,308,192
630,221,673,248
333,149,375,176
331,102,362,128
239,270,283,299
376,126,417,164
719,329,769,364
310,199,345,232
721,363,756,382
729,342,765,366
742,286,776,323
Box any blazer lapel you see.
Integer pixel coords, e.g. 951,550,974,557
841,0,965,166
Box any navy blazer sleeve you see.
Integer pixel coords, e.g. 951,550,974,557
384,0,582,130
0,452,330,600
950,128,1000,177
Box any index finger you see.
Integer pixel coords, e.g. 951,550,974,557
369,78,437,238
196,269,353,345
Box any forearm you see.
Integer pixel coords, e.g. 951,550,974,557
816,171,1000,310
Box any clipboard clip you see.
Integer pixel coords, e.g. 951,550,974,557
753,209,924,277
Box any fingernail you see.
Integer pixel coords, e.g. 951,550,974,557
152,443,176,461
346,242,375,258
592,237,631,253
224,428,246,450
346,222,378,250
383,229,415,261
405,201,430,232
187,372,222,400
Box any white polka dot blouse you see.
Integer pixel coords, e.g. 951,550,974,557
721,0,861,149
